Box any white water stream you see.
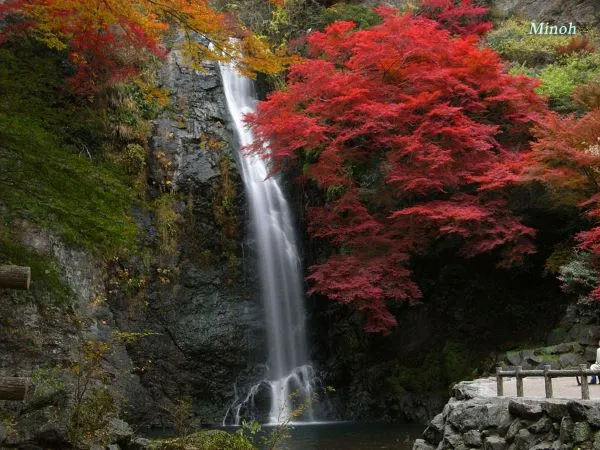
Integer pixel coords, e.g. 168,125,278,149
219,62,316,424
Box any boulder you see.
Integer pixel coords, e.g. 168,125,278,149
559,416,573,443
130,437,152,450
530,417,553,435
514,428,537,450
412,439,435,450
448,402,492,432
107,418,134,445
573,421,591,443
509,400,543,420
423,413,444,445
484,435,506,450
541,400,570,421
464,429,482,447
506,419,527,442
559,353,586,368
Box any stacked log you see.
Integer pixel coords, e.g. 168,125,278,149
0,265,31,290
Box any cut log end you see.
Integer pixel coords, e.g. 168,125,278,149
0,377,32,401
0,265,31,290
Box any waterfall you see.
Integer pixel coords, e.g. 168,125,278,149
219,62,316,424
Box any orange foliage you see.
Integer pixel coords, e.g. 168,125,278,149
0,0,292,92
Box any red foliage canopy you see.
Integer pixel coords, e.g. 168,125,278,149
246,9,547,332
420,0,492,36
511,109,600,298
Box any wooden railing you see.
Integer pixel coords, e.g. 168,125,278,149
496,364,600,400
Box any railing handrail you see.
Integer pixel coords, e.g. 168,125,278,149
495,364,599,400
497,368,600,378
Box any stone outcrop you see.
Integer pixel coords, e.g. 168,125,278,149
492,0,599,28
107,36,266,426
0,35,266,446
413,379,600,450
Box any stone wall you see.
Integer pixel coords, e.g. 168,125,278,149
413,379,600,450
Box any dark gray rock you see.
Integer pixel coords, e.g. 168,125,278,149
423,413,444,445
559,353,586,368
509,399,543,420
559,416,573,443
106,34,267,426
593,430,600,450
443,424,468,450
492,0,599,28
587,406,600,427
448,403,492,432
107,418,133,444
464,429,482,447
574,421,591,443
506,351,521,366
541,400,570,421
412,439,436,450
530,442,553,450
507,419,527,442
530,417,553,434
568,400,589,421
484,435,506,450
554,343,573,354
514,428,537,450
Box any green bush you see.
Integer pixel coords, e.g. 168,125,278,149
536,52,600,112
320,3,382,30
150,430,255,450
0,45,139,256
487,19,572,66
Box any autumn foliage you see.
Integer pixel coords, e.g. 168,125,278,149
511,109,600,297
420,0,492,36
246,8,547,332
0,0,291,93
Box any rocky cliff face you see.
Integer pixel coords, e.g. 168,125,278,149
492,0,599,27
0,37,266,440
107,37,266,426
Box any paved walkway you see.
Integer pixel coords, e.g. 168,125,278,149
494,376,600,400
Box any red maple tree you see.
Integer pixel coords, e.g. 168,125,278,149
420,0,492,36
246,8,547,332
508,109,600,298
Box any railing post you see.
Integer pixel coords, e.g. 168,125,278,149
581,364,590,400
544,364,553,398
516,365,523,397
496,366,503,396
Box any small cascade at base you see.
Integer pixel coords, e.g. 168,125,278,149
222,365,318,426
218,59,318,425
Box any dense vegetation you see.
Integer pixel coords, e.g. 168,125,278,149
1,0,600,447
248,3,600,336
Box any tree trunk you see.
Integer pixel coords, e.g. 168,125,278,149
0,377,32,401
0,265,31,290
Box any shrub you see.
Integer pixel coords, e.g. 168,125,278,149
320,3,382,30
487,19,572,65
150,430,255,450
536,52,600,112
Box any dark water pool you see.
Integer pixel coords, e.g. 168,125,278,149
259,422,424,450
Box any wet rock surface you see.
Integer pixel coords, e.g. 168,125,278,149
108,36,266,426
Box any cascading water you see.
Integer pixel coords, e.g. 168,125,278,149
219,62,316,425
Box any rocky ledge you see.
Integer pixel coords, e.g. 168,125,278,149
413,378,600,450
